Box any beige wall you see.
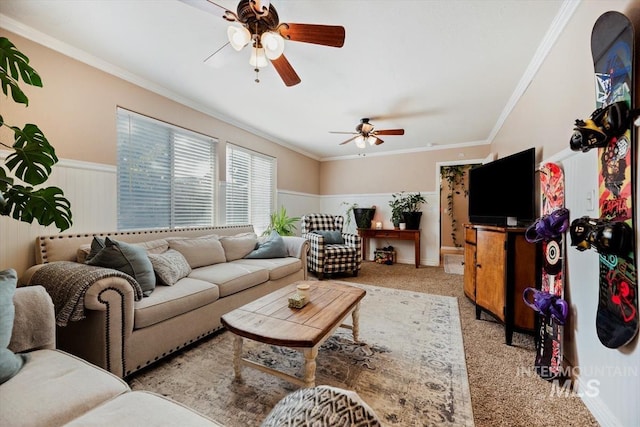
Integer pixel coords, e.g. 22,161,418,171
490,2,639,426
0,30,320,194
492,0,634,160
320,145,490,195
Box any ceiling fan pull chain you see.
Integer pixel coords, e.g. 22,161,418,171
255,67,260,83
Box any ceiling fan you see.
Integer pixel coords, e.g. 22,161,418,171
180,0,345,86
330,118,405,148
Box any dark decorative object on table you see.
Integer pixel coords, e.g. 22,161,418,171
343,202,376,229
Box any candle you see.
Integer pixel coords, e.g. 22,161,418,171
296,283,310,300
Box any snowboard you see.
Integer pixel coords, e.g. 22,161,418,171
591,11,638,349
534,163,566,379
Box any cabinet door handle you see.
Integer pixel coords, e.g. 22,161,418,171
476,263,481,268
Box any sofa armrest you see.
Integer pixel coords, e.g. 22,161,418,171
282,236,310,280
282,236,309,259
24,263,138,378
9,286,56,353
58,276,137,378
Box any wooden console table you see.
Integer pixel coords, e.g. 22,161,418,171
357,228,421,268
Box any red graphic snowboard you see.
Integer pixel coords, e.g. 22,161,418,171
535,163,566,379
590,11,638,348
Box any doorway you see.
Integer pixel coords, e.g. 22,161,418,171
436,160,482,265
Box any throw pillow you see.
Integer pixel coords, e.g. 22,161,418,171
86,237,156,296
84,236,106,262
169,235,226,268
219,232,259,261
147,249,192,286
315,230,344,244
0,269,27,385
245,230,288,259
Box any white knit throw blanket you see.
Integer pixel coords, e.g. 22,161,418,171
29,261,143,327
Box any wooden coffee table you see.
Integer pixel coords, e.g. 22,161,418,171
221,280,366,388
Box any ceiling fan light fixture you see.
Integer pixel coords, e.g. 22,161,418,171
367,135,377,146
249,47,269,68
227,25,251,51
361,123,374,134
261,31,285,59
355,135,366,149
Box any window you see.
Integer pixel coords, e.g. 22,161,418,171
226,144,276,234
117,108,217,230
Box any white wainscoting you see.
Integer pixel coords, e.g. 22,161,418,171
317,192,440,266
0,157,116,278
546,148,639,427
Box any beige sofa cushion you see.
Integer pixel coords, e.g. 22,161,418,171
64,391,223,426
169,236,226,268
0,349,129,427
188,263,269,297
134,278,220,329
219,232,258,261
232,258,302,281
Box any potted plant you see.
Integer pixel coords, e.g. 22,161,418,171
390,192,426,230
1,37,72,231
388,193,404,229
342,202,376,229
262,206,300,236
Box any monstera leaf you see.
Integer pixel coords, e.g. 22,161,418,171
1,36,72,231
1,184,72,231
4,123,57,186
0,37,42,105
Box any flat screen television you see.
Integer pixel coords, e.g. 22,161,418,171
468,147,536,226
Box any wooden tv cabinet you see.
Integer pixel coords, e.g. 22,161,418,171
463,224,536,345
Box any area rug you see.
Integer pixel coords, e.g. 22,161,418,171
128,283,475,426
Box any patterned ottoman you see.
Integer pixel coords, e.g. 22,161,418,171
261,386,380,427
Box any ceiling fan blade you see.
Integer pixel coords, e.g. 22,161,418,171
270,54,301,87
339,135,359,145
374,137,384,145
374,129,405,136
277,23,345,47
329,131,357,135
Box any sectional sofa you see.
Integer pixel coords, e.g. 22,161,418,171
21,225,309,378
1,280,223,426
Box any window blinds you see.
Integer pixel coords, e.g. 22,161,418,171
117,108,217,230
226,144,276,234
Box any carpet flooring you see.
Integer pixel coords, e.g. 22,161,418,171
337,262,598,427
129,282,474,426
128,262,598,426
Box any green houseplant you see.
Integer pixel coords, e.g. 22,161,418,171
262,206,300,236
0,37,72,231
390,192,426,230
440,165,471,247
388,193,404,228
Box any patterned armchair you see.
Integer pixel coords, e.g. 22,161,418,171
301,213,361,279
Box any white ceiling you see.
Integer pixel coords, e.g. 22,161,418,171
0,0,576,160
